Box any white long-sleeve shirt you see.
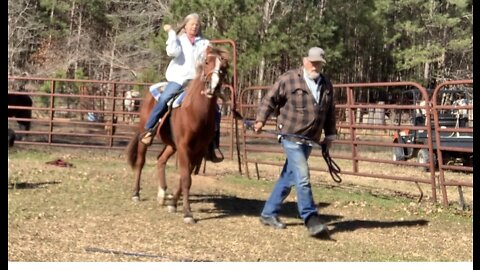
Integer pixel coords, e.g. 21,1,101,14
164,30,210,85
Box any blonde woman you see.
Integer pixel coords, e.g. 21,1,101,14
141,13,209,146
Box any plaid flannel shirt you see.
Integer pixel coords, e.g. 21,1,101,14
255,68,336,143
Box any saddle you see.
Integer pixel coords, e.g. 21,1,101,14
149,80,191,110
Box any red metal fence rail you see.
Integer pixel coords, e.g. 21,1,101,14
8,74,472,206
430,80,473,206
238,81,473,206
8,76,236,161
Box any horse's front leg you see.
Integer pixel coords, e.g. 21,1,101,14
175,151,195,224
156,145,176,205
180,173,194,224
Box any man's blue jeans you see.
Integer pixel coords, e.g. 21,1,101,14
260,138,318,222
145,82,182,130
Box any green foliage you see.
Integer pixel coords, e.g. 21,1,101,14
384,0,472,81
8,0,473,86
38,81,52,108
134,66,164,94
37,68,83,109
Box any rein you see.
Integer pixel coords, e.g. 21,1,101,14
242,118,342,183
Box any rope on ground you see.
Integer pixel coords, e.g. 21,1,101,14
84,246,211,262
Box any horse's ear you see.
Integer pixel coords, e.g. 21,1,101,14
206,45,212,54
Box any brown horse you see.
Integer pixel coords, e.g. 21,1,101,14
126,46,229,224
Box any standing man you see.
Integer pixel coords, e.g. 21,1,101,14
254,47,336,237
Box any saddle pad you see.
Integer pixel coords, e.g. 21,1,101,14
149,82,168,101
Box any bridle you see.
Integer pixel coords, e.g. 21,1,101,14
200,53,226,98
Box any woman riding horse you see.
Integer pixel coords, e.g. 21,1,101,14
141,13,222,162
126,45,229,224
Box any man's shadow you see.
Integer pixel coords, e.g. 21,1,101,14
190,194,429,236
191,194,340,225
327,219,429,235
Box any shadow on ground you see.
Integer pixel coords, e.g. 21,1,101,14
8,181,61,190
189,193,429,235
190,194,342,225
328,219,429,235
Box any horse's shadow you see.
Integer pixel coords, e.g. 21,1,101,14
189,194,429,235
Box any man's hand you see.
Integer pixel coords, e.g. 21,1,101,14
163,24,172,32
253,122,264,134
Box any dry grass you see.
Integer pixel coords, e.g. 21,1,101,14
8,145,472,262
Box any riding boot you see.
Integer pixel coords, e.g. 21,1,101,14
140,128,155,146
205,139,223,163
140,120,161,146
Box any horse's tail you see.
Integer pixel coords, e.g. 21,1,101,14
126,132,140,168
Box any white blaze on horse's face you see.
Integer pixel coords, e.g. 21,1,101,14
206,57,222,98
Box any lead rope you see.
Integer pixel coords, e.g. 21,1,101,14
321,143,342,183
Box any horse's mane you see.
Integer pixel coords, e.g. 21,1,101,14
210,46,230,62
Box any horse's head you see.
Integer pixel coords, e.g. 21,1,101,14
199,46,229,98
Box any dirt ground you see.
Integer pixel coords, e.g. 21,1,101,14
7,146,473,262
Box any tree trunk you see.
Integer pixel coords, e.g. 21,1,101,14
257,0,279,86
439,2,449,78
106,31,117,113
47,0,56,48
74,5,82,76
67,0,76,48
423,0,434,83
108,31,117,83
319,0,327,19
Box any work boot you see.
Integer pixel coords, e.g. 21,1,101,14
260,215,286,229
305,214,329,238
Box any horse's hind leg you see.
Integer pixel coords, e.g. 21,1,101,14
167,183,182,214
156,144,176,205
131,141,147,201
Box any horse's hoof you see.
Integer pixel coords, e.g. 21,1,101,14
157,196,165,205
183,216,196,224
159,194,174,205
167,205,176,213
132,196,140,202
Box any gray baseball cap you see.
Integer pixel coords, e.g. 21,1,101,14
306,47,326,63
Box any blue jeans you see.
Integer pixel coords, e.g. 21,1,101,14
214,104,221,146
145,82,182,130
261,138,317,222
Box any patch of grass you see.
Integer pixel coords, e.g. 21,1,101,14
8,146,472,262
